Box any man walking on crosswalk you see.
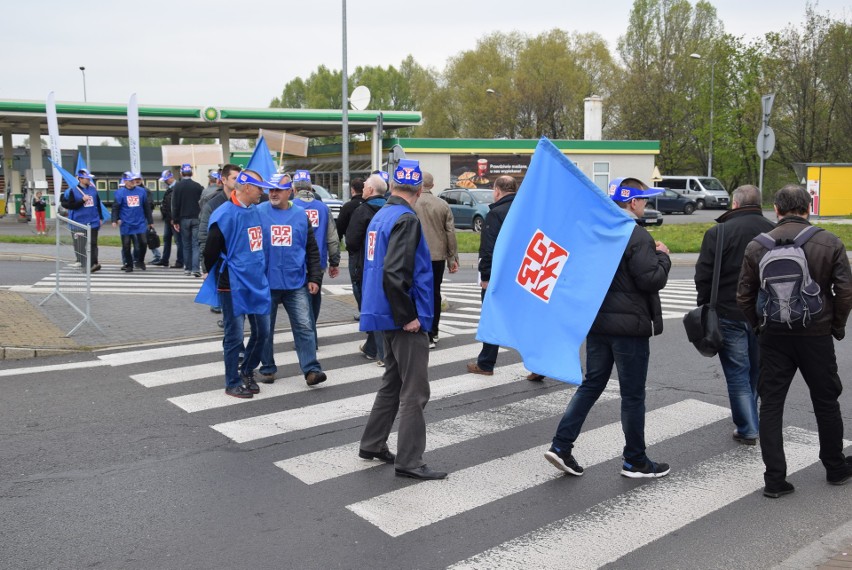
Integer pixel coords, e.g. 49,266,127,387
198,169,274,399
545,177,672,479
358,159,446,480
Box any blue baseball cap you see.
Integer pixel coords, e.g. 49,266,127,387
121,171,133,184
373,170,389,183
131,172,143,180
237,170,275,192
180,163,193,174
393,159,423,186
608,177,664,202
159,169,174,182
270,173,292,190
208,169,220,180
76,169,93,180
293,170,311,184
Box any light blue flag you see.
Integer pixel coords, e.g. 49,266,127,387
47,157,80,198
476,137,636,384
75,153,87,174
246,136,277,183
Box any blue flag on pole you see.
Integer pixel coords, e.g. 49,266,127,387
476,137,636,384
246,136,277,183
75,153,87,175
47,157,80,197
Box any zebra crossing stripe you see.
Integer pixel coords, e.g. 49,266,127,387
449,426,844,569
276,387,602,485
167,341,496,413
131,339,366,388
0,359,109,378
211,362,529,444
100,323,362,366
345,399,730,537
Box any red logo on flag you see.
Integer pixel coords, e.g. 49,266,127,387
367,231,377,261
127,195,140,207
247,226,263,252
516,229,569,302
306,209,319,227
271,225,292,246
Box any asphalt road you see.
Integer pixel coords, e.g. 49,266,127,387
0,264,850,569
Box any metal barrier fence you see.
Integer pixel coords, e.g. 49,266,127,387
39,214,103,336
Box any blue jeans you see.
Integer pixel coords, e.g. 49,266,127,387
180,218,200,272
260,287,321,376
552,334,650,464
161,221,183,264
718,318,760,439
349,261,362,311
362,330,385,361
220,291,268,390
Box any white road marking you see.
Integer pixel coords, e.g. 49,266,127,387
346,399,730,537
0,359,109,377
211,362,529,443
450,427,847,569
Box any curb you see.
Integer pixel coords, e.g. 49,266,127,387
0,346,87,361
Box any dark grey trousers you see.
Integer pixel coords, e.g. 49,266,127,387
360,329,431,470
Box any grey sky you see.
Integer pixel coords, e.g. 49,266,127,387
4,0,849,110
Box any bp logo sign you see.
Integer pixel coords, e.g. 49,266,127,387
203,107,219,122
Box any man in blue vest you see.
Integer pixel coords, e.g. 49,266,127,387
197,170,273,399
111,172,153,272
358,159,445,481
256,175,327,387
292,170,340,340
60,169,104,272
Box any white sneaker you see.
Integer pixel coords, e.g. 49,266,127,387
376,360,385,368
70,262,82,268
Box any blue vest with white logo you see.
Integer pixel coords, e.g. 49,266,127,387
195,201,270,316
66,185,101,228
257,201,309,290
292,198,330,268
113,186,148,235
360,203,433,332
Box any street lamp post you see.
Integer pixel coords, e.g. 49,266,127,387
79,66,91,169
689,53,715,177
341,0,349,198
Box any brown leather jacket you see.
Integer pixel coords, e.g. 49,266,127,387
737,216,852,336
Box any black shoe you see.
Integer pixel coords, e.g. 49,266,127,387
526,372,546,382
125,266,133,273
151,260,167,266
171,263,183,268
240,373,260,394
395,465,447,480
210,306,222,314
733,431,758,446
134,262,146,271
621,459,670,478
354,314,360,321
359,449,396,463
90,264,101,273
225,385,253,399
192,271,201,278
359,344,376,360
257,372,275,384
305,371,327,386
120,264,131,272
544,447,584,476
827,458,852,486
763,481,795,498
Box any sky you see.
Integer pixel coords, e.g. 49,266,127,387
4,0,849,112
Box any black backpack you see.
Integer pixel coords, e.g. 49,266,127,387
753,225,824,330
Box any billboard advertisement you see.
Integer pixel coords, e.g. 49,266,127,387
450,154,531,189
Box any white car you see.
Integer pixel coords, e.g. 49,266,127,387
311,185,344,220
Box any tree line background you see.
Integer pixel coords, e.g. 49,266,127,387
270,0,851,197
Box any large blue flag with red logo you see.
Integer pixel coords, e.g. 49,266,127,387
246,135,277,183
476,137,636,384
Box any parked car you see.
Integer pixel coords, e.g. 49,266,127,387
437,188,493,232
650,189,697,215
637,206,664,227
311,184,344,220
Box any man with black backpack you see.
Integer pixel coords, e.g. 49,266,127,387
738,184,852,498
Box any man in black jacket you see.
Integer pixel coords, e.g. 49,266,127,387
337,177,366,319
545,177,672,479
171,163,204,276
156,170,182,267
695,185,774,446
346,173,388,363
466,175,517,376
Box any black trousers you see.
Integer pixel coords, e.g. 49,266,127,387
758,333,846,486
430,260,446,338
121,232,147,266
71,227,99,266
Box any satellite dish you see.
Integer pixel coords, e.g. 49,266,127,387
350,85,371,111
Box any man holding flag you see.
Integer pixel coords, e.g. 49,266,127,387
51,159,104,273
544,177,672,479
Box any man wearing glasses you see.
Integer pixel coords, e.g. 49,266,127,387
198,170,273,399
544,177,672,480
